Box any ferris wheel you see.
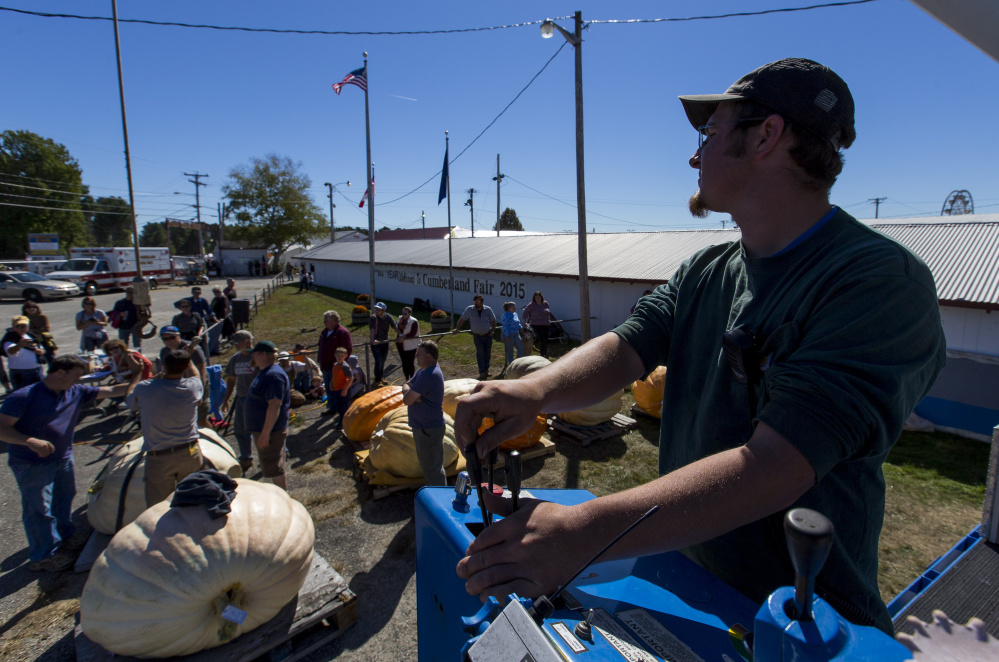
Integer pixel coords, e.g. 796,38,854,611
941,190,974,216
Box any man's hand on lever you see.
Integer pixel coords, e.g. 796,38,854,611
456,496,594,603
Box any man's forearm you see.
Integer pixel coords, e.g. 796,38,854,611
0,423,33,447
569,423,815,563
528,332,643,414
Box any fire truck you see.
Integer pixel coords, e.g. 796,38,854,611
47,247,173,296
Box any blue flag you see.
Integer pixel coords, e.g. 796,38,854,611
438,146,448,205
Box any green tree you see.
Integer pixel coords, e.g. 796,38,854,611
494,207,524,231
221,154,326,266
0,130,93,258
86,195,134,246
139,221,217,255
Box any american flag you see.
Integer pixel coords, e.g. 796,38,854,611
332,67,367,95
359,175,374,208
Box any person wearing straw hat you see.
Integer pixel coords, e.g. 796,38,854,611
2,315,45,391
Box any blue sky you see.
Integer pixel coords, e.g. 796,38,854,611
1,0,996,242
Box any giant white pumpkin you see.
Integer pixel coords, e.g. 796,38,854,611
368,407,460,478
560,391,623,427
87,428,242,534
505,355,551,380
442,378,480,419
81,479,314,658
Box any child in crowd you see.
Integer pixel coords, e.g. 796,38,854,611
309,376,325,400
329,347,354,428
500,301,526,371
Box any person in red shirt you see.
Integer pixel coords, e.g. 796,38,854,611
317,310,352,416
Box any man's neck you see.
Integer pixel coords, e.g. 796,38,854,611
732,194,833,258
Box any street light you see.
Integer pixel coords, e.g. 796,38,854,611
323,181,351,244
541,12,590,342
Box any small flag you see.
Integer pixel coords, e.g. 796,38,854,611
438,146,449,205
359,175,374,208
332,67,367,95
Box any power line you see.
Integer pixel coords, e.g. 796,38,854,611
379,41,569,206
0,1,880,35
0,200,130,215
503,174,664,228
589,1,880,25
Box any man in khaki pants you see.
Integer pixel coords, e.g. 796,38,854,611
127,349,204,506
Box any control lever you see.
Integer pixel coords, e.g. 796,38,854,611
452,471,471,513
487,448,498,524
529,505,660,624
506,450,522,512
784,508,834,621
464,444,490,529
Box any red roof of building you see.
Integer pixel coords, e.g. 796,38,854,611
375,227,452,241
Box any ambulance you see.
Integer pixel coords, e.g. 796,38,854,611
48,247,173,296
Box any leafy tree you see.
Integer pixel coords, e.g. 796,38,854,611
0,130,93,258
221,154,326,266
86,195,134,246
494,207,524,231
139,220,217,255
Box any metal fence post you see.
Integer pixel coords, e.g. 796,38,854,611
253,294,258,314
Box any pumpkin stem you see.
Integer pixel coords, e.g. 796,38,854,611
215,583,245,643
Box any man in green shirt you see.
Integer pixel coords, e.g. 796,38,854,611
454,58,946,634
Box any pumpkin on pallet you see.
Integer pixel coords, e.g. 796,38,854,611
367,407,460,479
560,391,624,427
505,355,551,380
478,415,547,450
443,378,480,419
81,479,315,658
342,385,404,444
632,366,667,418
86,428,242,535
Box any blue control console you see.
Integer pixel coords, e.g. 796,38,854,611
416,485,914,661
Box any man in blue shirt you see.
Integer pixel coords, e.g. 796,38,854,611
245,341,291,490
402,341,446,486
0,355,128,571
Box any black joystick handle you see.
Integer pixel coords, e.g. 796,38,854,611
506,450,522,511
784,508,834,621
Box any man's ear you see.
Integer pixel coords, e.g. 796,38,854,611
752,115,789,159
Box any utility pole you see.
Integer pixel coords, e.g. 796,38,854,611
868,197,886,219
493,154,505,236
422,211,426,238
324,182,336,243
464,188,477,236
217,202,226,276
111,0,142,279
185,171,208,257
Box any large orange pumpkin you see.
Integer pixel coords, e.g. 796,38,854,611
632,366,667,418
342,386,404,444
477,415,547,450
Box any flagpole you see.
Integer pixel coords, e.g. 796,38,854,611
363,52,376,307
445,131,454,329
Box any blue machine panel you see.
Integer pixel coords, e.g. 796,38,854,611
417,486,914,662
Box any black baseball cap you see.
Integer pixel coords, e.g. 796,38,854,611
252,340,277,354
679,58,855,150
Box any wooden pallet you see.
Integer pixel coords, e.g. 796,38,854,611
363,437,557,500
75,552,357,662
547,413,637,447
629,403,661,421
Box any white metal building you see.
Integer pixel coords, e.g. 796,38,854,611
297,214,999,437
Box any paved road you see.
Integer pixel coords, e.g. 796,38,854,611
0,275,282,356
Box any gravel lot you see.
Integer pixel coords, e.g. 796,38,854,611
0,278,427,661
0,397,424,661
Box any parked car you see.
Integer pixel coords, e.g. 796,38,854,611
0,270,81,301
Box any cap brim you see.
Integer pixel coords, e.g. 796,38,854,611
678,93,745,129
